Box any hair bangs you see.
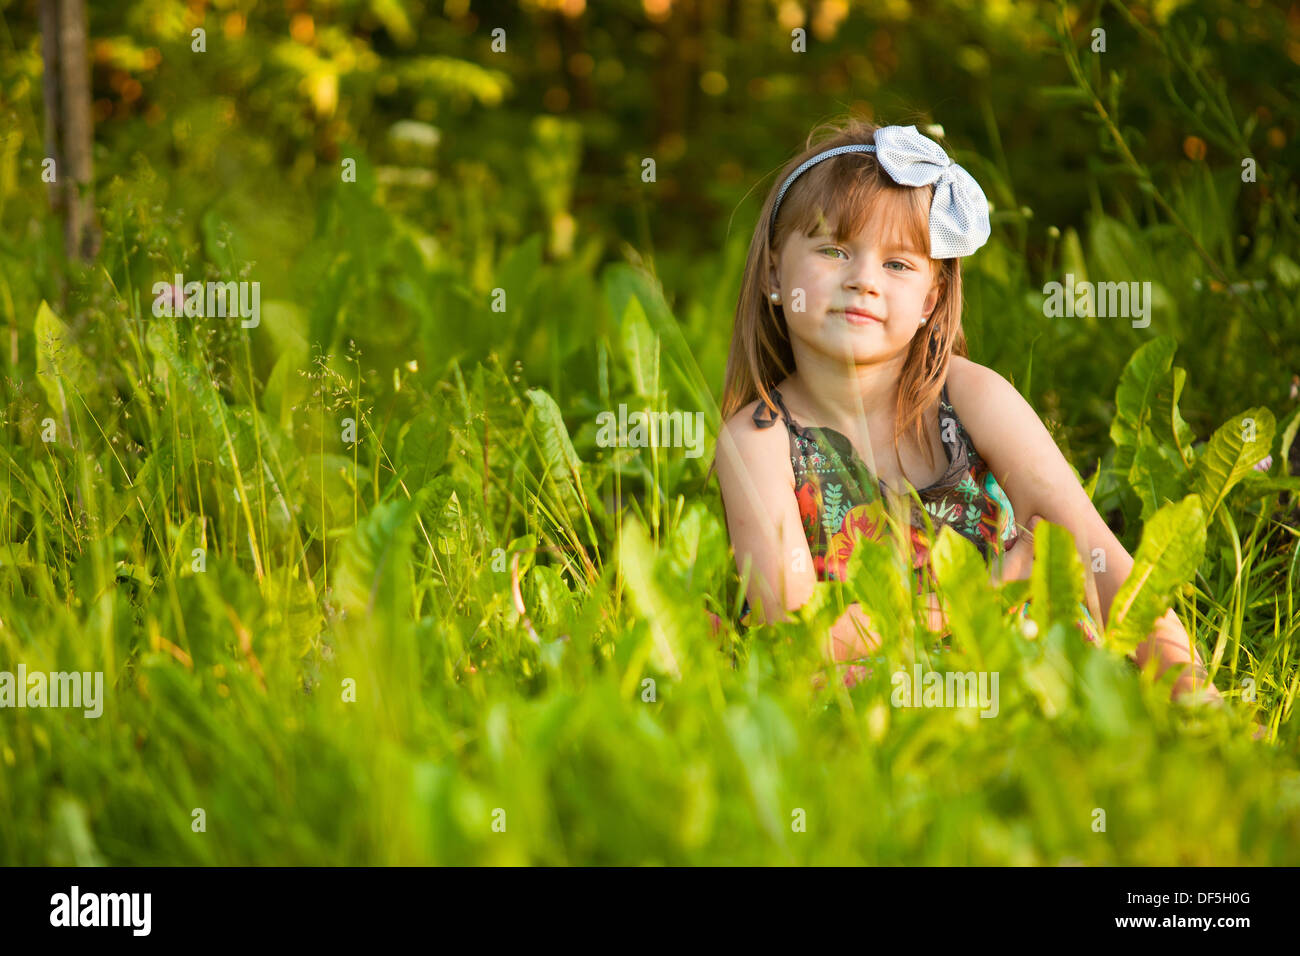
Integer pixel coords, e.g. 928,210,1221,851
779,155,932,258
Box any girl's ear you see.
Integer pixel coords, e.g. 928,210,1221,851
922,271,943,318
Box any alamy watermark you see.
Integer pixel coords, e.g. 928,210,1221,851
595,405,705,459
152,274,260,328
0,666,103,718
50,886,150,935
890,663,999,718
1042,273,1151,328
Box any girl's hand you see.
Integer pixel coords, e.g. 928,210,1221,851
921,591,949,634
1170,663,1223,707
811,662,872,691
991,515,1040,585
1136,611,1223,707
843,663,872,688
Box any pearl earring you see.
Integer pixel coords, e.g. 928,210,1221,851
920,317,927,325
770,292,781,304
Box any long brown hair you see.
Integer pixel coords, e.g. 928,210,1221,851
712,115,970,483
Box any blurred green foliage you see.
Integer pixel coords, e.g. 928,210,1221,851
0,0,1298,864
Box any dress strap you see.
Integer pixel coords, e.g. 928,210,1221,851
937,380,978,463
752,386,799,431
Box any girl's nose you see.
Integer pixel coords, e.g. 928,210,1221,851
846,259,887,293
847,270,883,295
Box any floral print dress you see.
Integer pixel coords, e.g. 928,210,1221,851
738,383,1101,645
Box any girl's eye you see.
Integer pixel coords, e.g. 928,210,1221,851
818,247,912,271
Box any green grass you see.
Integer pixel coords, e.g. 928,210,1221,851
2,0,1300,865
1,242,1298,864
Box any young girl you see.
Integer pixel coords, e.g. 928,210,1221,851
713,117,1219,704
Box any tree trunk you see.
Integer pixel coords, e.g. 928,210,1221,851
38,0,61,218
40,0,99,264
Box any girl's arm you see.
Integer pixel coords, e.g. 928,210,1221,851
715,405,814,623
948,358,1219,704
715,404,883,673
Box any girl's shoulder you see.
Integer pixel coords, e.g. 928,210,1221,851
717,388,798,487
943,354,983,397
943,355,1046,473
721,377,798,435
944,355,1014,421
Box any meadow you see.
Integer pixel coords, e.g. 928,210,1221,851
1,0,1299,865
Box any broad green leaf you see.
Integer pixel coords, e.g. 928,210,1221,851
397,411,451,489
494,232,543,334
263,345,310,429
503,533,539,579
795,578,852,646
724,703,788,845
1153,364,1195,467
1088,215,1143,284
1128,433,1194,521
1191,407,1275,522
258,299,310,356
527,564,575,630
34,300,99,418
667,501,726,584
334,496,420,619
1105,495,1206,656
1029,520,1084,633
1237,472,1300,499
526,388,579,473
423,476,463,556
618,517,682,678
1082,458,1101,501
146,325,240,447
300,452,367,529
618,295,659,399
844,535,912,649
603,262,716,423
1174,163,1239,257
526,387,586,514
929,525,1002,656
1109,336,1179,475
1278,406,1300,467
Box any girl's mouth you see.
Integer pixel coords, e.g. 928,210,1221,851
834,308,884,325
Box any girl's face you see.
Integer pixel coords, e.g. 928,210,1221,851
769,214,941,368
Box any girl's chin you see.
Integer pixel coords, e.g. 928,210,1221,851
808,345,899,366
